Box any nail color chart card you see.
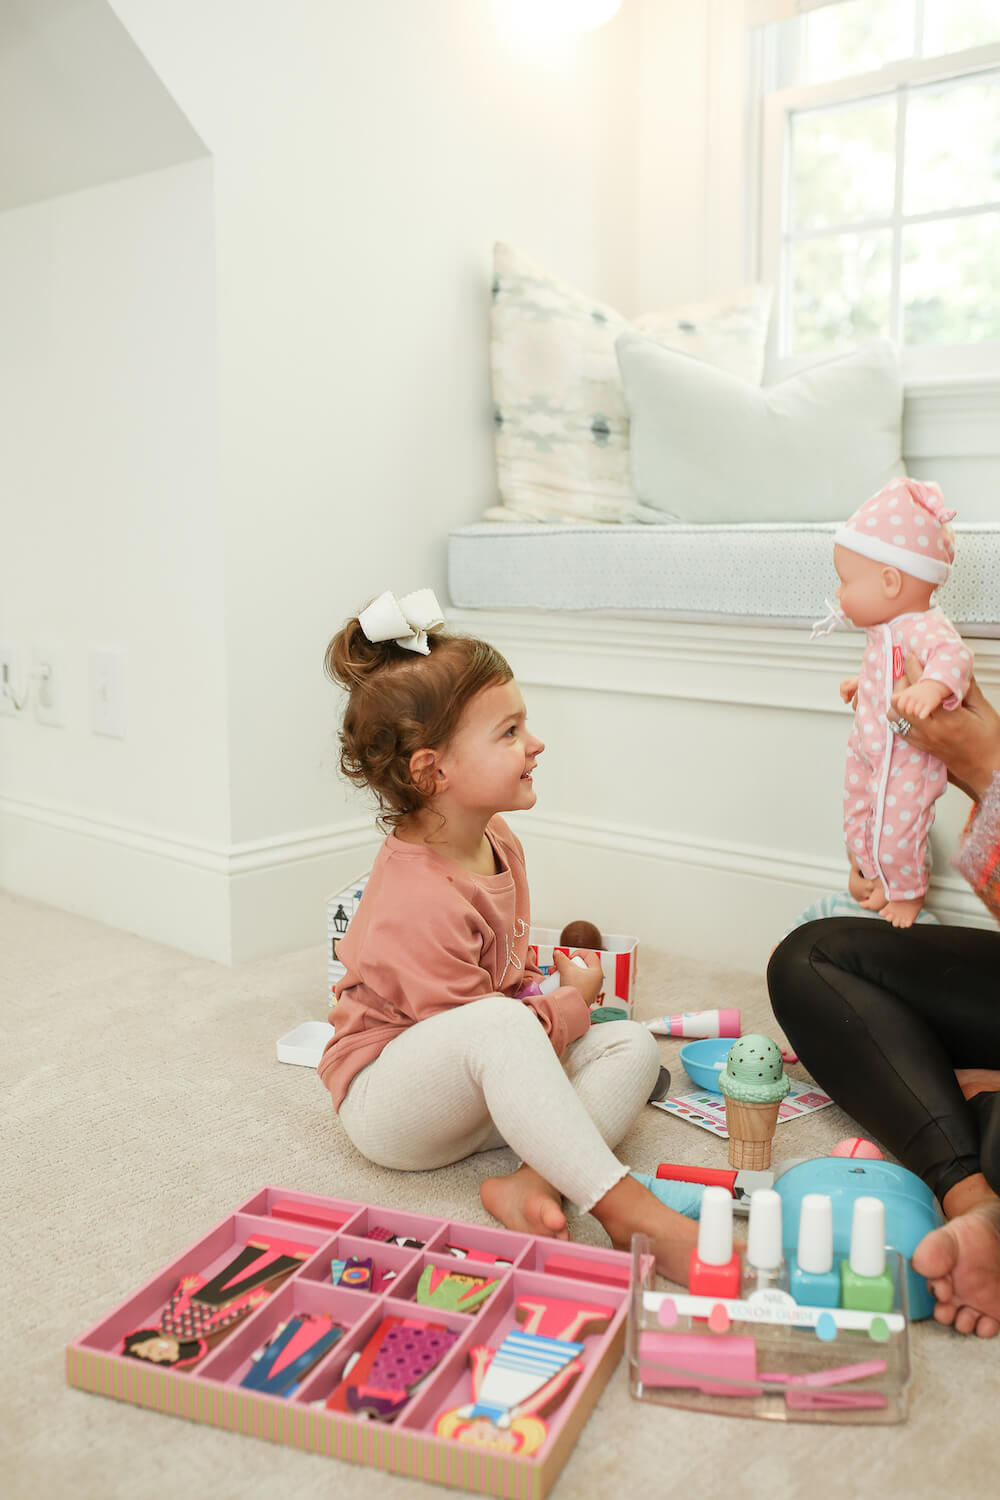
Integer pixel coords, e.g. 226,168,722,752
650,1079,834,1138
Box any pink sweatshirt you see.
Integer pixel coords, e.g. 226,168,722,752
317,816,591,1109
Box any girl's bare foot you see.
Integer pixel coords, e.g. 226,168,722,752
480,1164,568,1239
590,1174,700,1284
911,1198,1000,1338
955,1068,1000,1101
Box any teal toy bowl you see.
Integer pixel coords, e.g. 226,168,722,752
679,1037,731,1093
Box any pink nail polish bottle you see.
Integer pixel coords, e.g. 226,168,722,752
689,1186,740,1298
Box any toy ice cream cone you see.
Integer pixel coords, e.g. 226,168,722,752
723,1098,781,1170
718,1035,790,1172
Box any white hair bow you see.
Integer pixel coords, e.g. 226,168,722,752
358,589,445,656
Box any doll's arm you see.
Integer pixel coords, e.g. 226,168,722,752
894,678,949,720
896,626,974,715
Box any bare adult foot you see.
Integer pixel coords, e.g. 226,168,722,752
911,1200,1000,1338
590,1174,700,1284
480,1164,568,1240
955,1068,1000,1101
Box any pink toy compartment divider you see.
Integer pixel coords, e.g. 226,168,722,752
66,1186,636,1500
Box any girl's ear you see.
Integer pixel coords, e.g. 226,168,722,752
409,748,443,797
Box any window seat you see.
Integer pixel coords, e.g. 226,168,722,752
448,520,1000,637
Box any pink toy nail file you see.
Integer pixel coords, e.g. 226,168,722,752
639,1333,887,1402
645,1009,741,1038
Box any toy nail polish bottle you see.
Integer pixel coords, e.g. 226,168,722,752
788,1193,839,1308
740,1189,789,1298
840,1195,894,1312
689,1185,740,1297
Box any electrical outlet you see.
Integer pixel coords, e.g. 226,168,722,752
91,647,126,739
32,643,65,727
0,644,26,718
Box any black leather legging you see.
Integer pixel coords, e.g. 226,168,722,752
767,917,1000,1203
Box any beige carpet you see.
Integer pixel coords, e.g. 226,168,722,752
4,890,997,1500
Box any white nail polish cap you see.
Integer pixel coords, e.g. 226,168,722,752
697,1186,734,1266
849,1195,886,1277
797,1193,834,1274
746,1189,783,1270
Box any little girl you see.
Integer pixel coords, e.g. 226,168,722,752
318,588,699,1281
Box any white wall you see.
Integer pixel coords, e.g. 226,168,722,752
0,0,640,960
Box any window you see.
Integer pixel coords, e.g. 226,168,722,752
750,0,1000,376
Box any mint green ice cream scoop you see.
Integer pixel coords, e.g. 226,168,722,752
718,1034,790,1104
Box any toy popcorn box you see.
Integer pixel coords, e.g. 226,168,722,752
527,929,638,1018
328,877,637,1018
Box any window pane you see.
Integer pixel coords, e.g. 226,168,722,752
922,2,1000,57
799,0,913,87
903,72,1000,215
788,231,892,355
902,212,1000,345
790,99,896,231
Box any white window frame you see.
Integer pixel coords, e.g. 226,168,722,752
758,38,1000,382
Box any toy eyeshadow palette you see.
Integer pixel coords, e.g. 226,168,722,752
66,1186,634,1498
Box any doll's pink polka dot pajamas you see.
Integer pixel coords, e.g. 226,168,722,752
845,609,972,902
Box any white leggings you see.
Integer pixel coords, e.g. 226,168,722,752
337,996,661,1214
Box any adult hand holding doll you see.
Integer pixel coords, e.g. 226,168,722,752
890,656,1000,804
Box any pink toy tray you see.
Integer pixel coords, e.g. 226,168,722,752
66,1186,634,1498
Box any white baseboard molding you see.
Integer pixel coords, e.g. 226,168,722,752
0,795,380,963
514,811,993,973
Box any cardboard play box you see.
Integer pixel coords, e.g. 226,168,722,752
67,1186,633,1497
327,876,638,1016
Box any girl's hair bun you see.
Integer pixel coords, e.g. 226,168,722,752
324,614,393,691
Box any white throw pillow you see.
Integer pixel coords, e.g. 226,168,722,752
488,243,772,525
616,332,906,525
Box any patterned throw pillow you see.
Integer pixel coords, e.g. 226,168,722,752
487,242,772,525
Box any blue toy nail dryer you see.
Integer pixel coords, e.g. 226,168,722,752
774,1157,943,1320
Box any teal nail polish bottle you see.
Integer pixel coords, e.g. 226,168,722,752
788,1193,840,1308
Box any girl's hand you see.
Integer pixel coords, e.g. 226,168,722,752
840,676,859,708
553,949,604,1007
890,657,1000,802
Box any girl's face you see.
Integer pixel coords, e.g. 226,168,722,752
834,545,892,627
436,678,544,818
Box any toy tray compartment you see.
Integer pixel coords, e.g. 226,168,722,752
627,1235,910,1426
66,1186,634,1498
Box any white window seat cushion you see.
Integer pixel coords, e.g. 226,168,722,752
448,521,1000,637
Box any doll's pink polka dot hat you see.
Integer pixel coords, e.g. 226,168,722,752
834,478,956,586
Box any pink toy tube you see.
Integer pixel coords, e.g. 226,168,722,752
644,1009,741,1039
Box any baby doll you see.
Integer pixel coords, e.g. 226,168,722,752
820,478,973,928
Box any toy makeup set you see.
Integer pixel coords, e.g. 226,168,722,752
66,1185,636,1498
629,1185,911,1424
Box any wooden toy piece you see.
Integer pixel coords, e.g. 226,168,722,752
270,1198,349,1231
443,1243,514,1268
515,1293,615,1343
367,1226,425,1249
328,1316,459,1421
240,1314,344,1396
338,1257,374,1290
543,1252,631,1290
558,920,604,951
467,1330,583,1425
433,1407,548,1455
121,1235,316,1368
415,1265,499,1313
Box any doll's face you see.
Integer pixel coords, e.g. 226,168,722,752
834,546,895,627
